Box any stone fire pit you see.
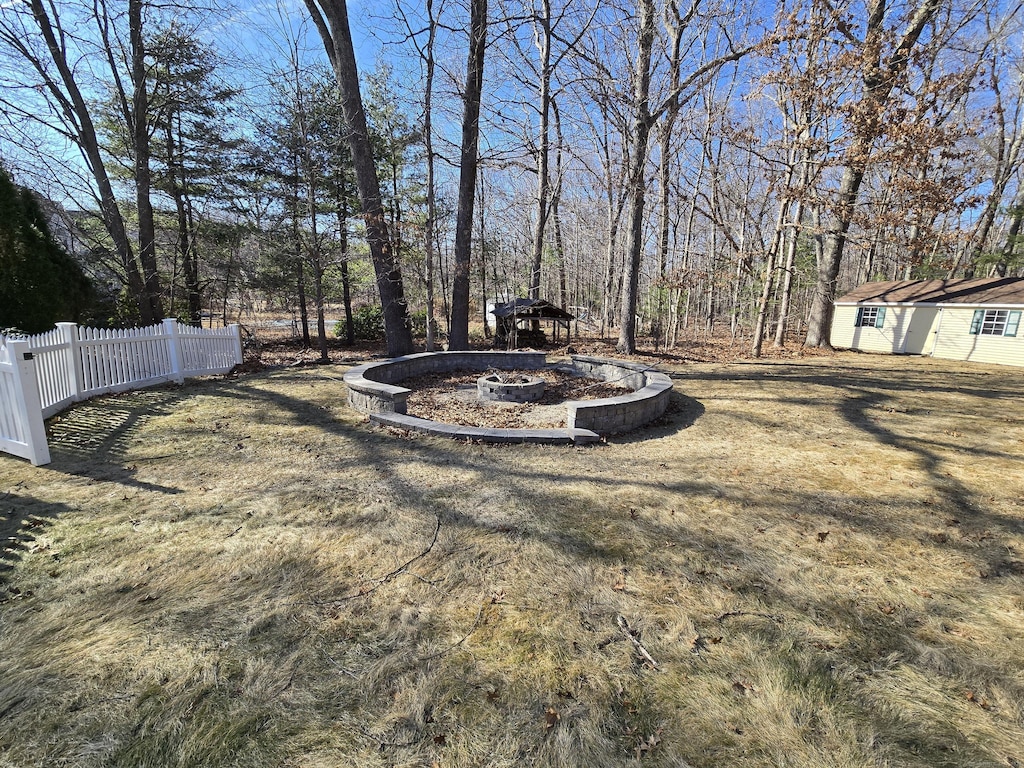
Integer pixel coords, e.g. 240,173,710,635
343,351,674,444
477,372,546,403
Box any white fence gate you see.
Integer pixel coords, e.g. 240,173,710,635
0,338,50,466
0,320,243,466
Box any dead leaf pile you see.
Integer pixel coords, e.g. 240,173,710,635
402,368,625,428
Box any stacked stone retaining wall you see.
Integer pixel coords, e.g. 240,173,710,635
343,351,673,442
566,356,673,434
345,351,546,414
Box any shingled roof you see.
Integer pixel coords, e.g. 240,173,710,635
835,277,1024,306
490,298,574,320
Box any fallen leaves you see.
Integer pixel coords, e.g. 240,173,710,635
732,679,758,696
965,690,994,710
635,728,663,759
402,368,626,428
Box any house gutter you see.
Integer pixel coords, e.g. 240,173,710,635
834,300,1024,309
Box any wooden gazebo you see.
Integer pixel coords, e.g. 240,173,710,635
491,298,574,348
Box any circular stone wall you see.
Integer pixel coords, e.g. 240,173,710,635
342,351,672,444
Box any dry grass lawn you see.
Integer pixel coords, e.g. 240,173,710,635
1,352,1022,767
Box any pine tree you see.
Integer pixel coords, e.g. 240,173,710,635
0,167,93,333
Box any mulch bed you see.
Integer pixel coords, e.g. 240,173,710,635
400,369,626,429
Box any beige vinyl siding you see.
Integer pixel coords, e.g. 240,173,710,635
829,306,861,348
831,305,939,354
896,306,939,353
932,307,1024,367
831,305,902,351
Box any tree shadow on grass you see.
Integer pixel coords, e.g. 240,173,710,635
45,385,186,495
675,360,1024,534
0,493,71,600
7,362,1020,766
611,390,705,444
210,370,1022,599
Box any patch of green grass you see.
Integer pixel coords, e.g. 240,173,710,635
1,354,1023,767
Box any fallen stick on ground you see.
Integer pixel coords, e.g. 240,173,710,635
617,615,659,669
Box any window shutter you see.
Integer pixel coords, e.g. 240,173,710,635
855,308,864,326
1006,311,1021,337
969,309,984,335
875,307,886,328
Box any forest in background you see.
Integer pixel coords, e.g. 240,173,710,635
1,0,1022,356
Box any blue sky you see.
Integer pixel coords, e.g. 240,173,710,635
215,0,387,74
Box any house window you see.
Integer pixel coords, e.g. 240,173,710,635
969,309,1021,337
855,306,886,328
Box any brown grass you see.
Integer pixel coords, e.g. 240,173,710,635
1,352,1023,767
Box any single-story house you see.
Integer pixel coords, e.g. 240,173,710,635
830,277,1024,367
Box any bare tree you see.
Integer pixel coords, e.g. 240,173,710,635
392,0,445,350
448,0,488,350
304,0,414,357
953,15,1024,277
0,0,163,322
616,0,763,353
804,0,942,348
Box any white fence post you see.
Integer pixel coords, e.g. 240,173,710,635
230,324,243,366
163,318,185,384
8,339,50,466
56,322,84,401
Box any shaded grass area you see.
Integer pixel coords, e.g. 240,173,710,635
1,353,1022,767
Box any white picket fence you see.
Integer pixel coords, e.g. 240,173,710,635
0,320,243,466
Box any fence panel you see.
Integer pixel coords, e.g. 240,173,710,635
177,323,240,376
25,325,78,418
77,323,177,398
1,323,242,466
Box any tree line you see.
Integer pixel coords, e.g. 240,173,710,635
1,0,1021,354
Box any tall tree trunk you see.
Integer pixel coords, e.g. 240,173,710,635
304,0,413,356
336,173,355,345
752,199,789,357
165,119,202,326
423,0,439,351
529,0,552,300
754,129,807,355
600,175,625,336
130,0,163,323
20,0,150,321
616,0,655,354
293,166,311,347
804,0,942,347
447,0,488,350
308,177,329,362
653,1,685,349
552,96,568,310
773,196,804,348
296,262,311,347
996,189,1024,275
654,118,673,350
478,171,491,338
806,160,865,346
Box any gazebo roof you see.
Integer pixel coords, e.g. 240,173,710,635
491,298,574,320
